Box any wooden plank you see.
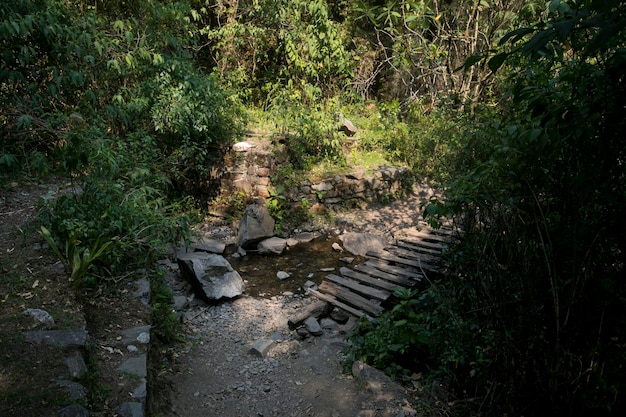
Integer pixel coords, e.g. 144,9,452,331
398,237,444,251
308,289,376,323
367,250,441,273
318,281,384,316
364,258,427,279
325,273,391,301
339,267,401,291
385,246,440,264
394,240,442,256
287,300,331,330
354,262,417,285
399,229,451,243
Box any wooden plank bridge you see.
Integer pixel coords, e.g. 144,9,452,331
309,222,459,321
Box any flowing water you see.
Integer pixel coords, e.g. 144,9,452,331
226,234,362,297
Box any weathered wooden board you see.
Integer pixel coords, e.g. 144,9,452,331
287,299,331,330
325,273,391,301
395,239,443,254
354,262,417,285
318,281,384,316
367,250,441,273
385,246,440,264
308,289,376,323
398,228,455,243
339,267,401,291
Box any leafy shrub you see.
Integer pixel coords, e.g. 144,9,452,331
38,174,194,281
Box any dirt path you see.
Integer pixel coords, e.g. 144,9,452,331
166,184,437,417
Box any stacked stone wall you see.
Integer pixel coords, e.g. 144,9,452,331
221,141,413,209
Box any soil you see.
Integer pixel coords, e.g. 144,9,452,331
0,178,441,417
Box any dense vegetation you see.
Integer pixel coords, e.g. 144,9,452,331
1,0,624,415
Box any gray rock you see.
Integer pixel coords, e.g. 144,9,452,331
276,271,291,280
339,116,357,136
177,252,245,301
351,361,407,400
63,353,87,379
237,204,275,249
232,141,252,152
131,378,147,402
191,237,226,254
286,238,299,247
340,257,355,264
311,182,333,192
302,280,318,292
339,232,386,256
330,308,350,324
117,355,147,378
58,403,90,417
120,326,151,345
117,402,144,417
292,231,320,243
304,316,323,336
173,295,188,311
56,379,87,400
249,339,274,358
132,278,150,304
24,308,55,328
24,329,88,347
258,237,287,255
320,318,339,331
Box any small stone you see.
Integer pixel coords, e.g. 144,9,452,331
296,327,310,339
117,355,147,378
56,379,87,400
127,345,138,353
282,291,294,297
232,141,252,152
330,309,350,324
276,271,290,280
24,308,55,328
117,402,144,417
249,339,274,358
304,316,323,336
64,353,87,379
339,257,355,264
331,242,343,252
302,280,318,292
24,329,88,348
319,267,335,272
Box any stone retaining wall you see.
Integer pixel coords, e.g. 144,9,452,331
222,140,413,209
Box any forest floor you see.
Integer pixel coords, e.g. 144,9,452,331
0,177,445,417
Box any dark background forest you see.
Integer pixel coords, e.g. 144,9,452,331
1,0,625,415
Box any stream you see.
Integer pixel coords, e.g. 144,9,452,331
226,234,362,297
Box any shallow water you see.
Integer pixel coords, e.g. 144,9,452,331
226,235,361,297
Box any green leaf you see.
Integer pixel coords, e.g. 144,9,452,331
456,54,483,72
488,53,508,73
498,27,535,46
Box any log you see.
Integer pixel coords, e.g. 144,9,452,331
287,299,331,330
308,289,376,323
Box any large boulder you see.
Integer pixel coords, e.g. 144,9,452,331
237,204,275,249
338,116,357,136
339,232,385,256
177,252,245,301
